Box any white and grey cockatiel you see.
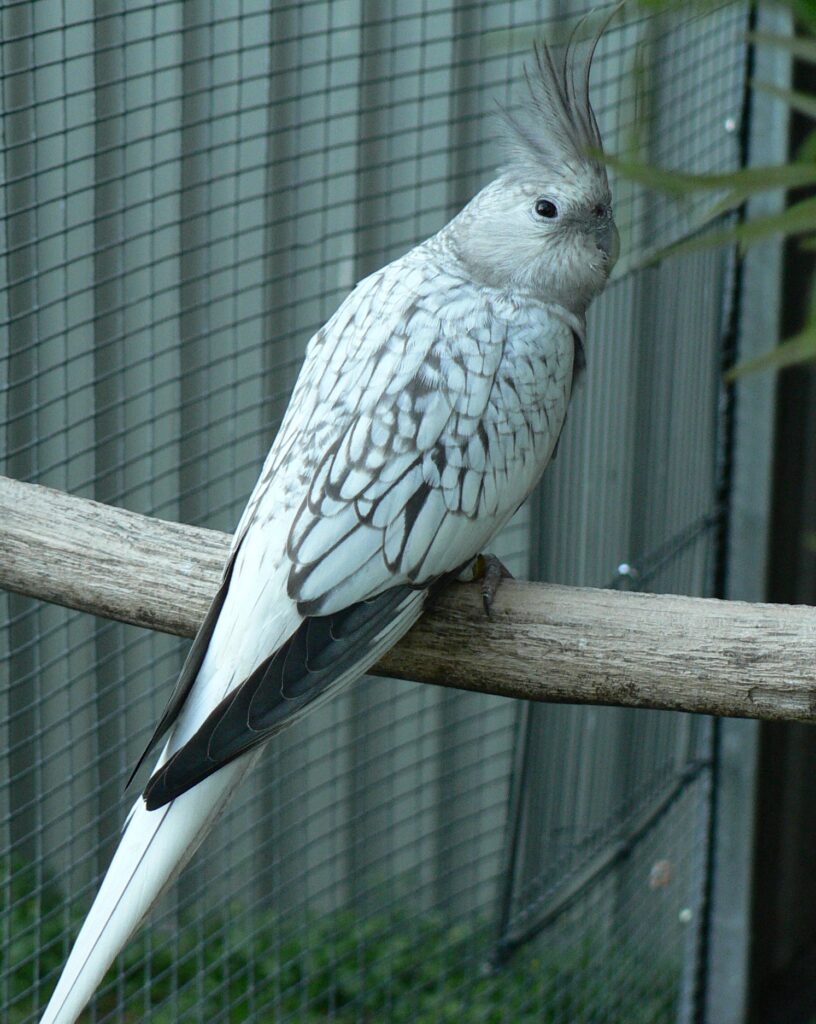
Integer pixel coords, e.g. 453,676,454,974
40,28,618,1024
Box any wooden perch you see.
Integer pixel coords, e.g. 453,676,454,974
1,473,815,723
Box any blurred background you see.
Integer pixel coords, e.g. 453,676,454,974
1,0,812,1021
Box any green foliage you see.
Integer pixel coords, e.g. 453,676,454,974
616,5,816,376
3,856,679,1024
2,860,76,1023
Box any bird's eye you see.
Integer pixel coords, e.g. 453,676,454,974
534,198,558,219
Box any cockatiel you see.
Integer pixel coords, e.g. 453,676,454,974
40,28,618,1024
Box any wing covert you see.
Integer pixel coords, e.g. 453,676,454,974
271,257,576,617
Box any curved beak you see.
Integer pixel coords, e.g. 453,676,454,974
596,216,620,270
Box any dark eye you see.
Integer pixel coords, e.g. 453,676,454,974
534,198,558,219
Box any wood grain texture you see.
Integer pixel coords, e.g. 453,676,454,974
0,474,229,636
2,473,815,722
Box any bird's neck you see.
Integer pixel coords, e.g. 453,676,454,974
424,221,594,325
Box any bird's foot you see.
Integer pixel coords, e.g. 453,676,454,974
460,553,514,618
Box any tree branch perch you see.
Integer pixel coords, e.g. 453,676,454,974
2,473,815,723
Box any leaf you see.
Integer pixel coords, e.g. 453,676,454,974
789,1,816,31
747,30,816,65
724,327,816,381
735,195,816,247
604,155,816,197
697,169,816,225
649,195,816,264
796,128,816,162
753,79,816,121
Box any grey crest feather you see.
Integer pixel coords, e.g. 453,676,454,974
500,15,610,182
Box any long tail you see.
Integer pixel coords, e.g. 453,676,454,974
39,581,427,1022
38,752,256,1024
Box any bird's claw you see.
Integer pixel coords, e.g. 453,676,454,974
472,553,514,618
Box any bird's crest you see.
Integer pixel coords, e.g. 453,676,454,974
500,13,613,184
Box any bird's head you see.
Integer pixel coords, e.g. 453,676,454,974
444,34,618,315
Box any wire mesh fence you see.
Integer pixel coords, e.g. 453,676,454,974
1,1,748,1021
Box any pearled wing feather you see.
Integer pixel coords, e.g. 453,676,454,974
143,245,578,804
281,254,578,614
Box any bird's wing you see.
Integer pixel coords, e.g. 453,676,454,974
141,258,548,805
137,272,578,809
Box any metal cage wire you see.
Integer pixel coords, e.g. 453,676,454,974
1,1,748,1021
